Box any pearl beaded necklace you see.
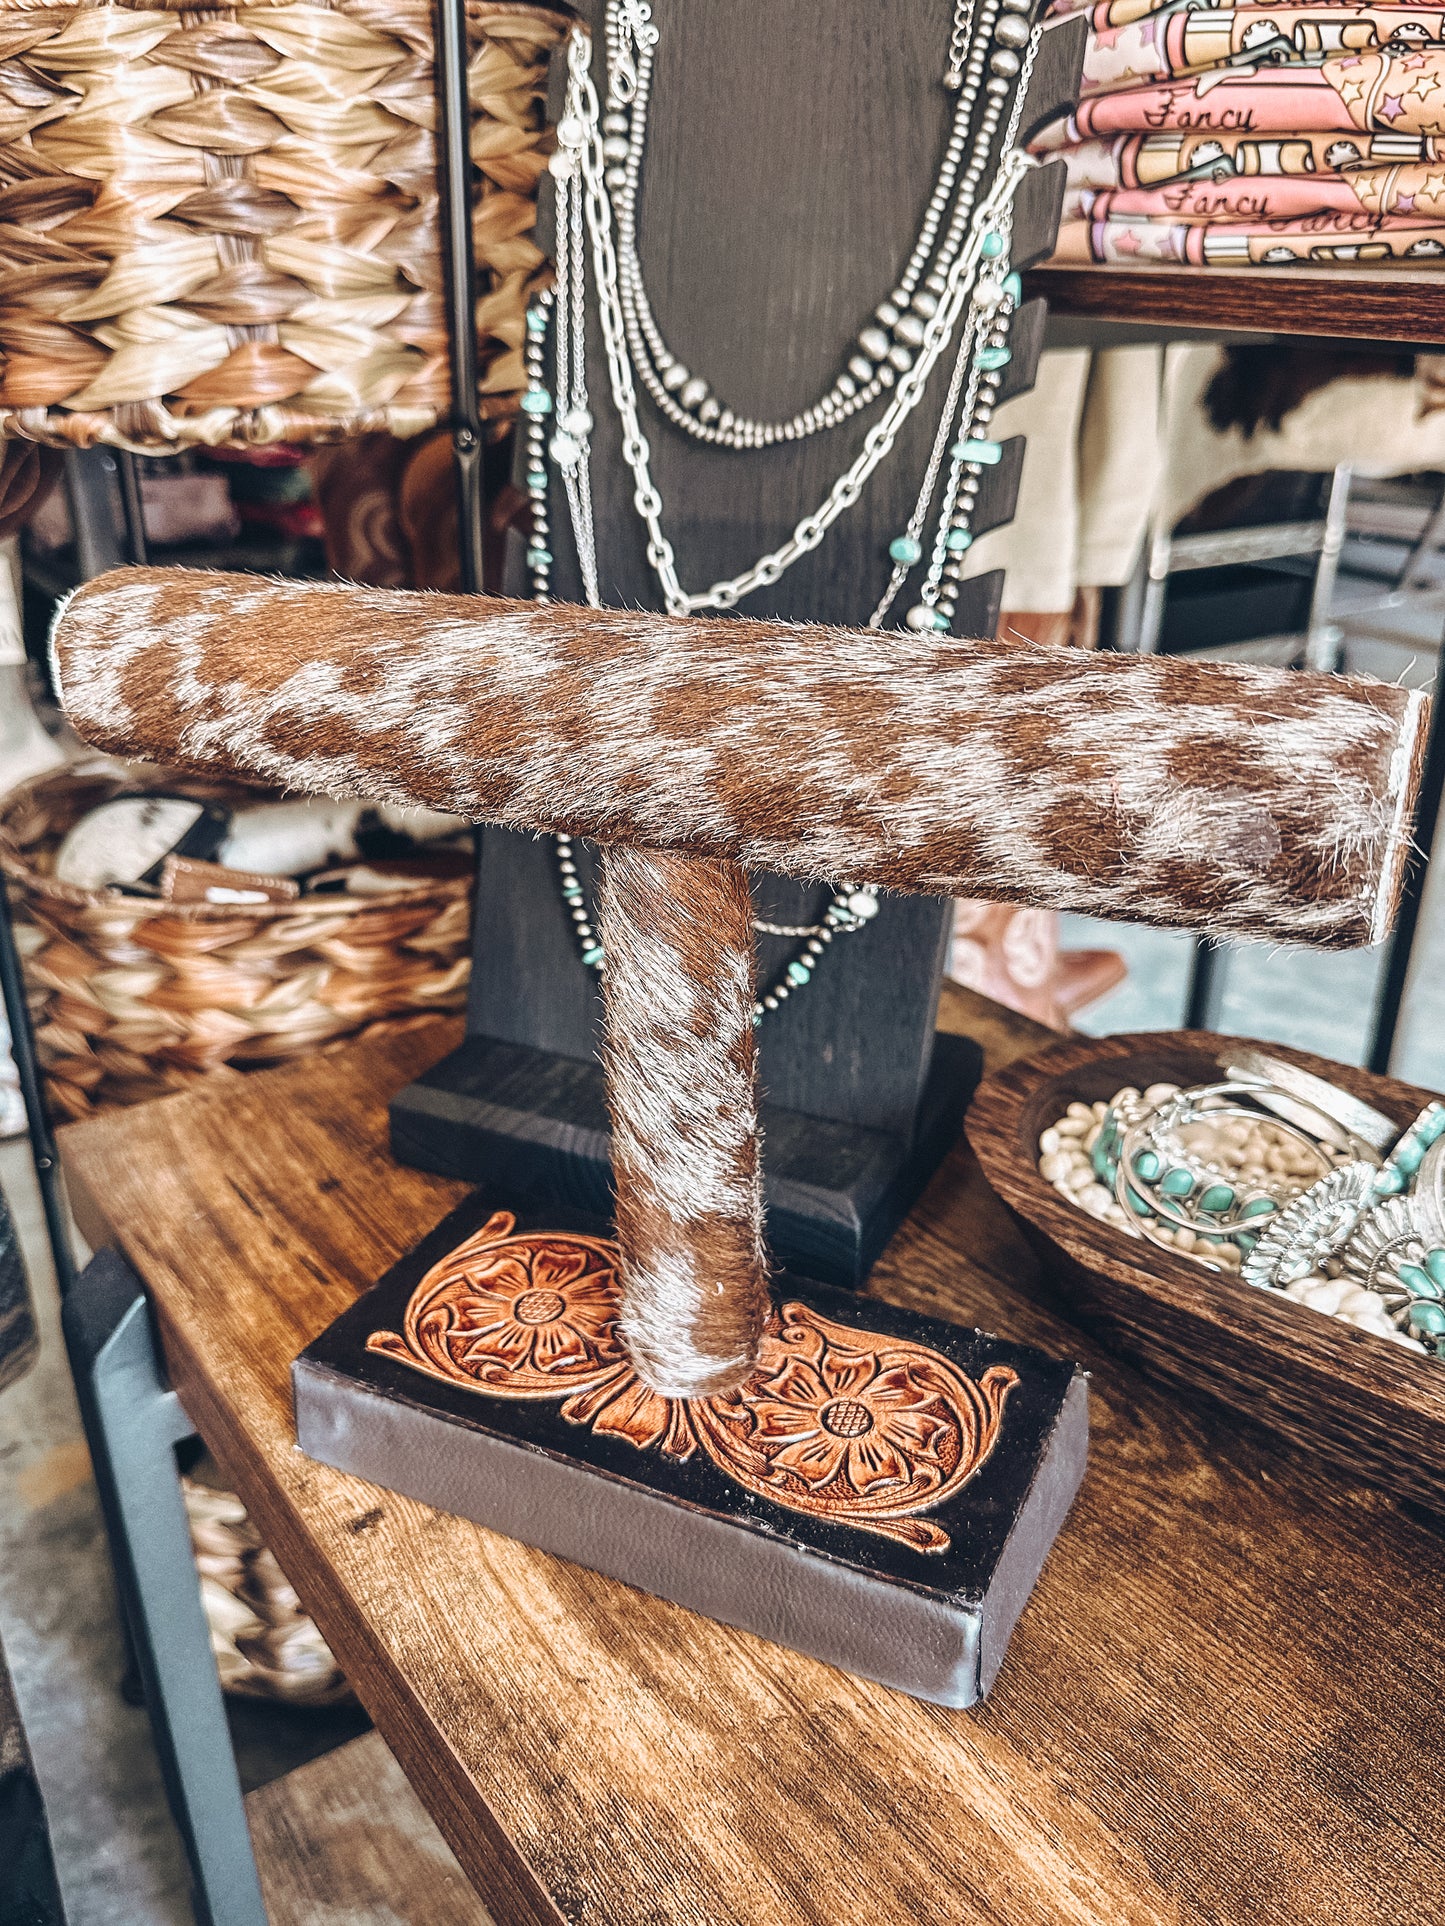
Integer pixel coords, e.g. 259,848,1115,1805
541,21,1041,620
522,9,1041,1010
574,0,1036,451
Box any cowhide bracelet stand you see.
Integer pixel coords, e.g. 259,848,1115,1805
596,845,769,1398
48,567,1429,1703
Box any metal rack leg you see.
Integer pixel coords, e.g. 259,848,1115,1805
1183,938,1227,1032
1133,509,1171,656
116,451,149,568
61,449,123,580
0,871,74,1295
1302,463,1351,674
6,447,154,1299
434,0,485,593
62,1249,267,1926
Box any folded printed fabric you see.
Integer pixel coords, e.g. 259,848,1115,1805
1037,48,1445,141
1055,213,1445,262
1056,129,1445,190
1074,3,1445,96
1067,159,1445,219
1036,0,1445,266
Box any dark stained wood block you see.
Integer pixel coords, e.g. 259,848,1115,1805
399,829,981,1289
543,2,1082,628
293,1191,1088,1708
390,1027,982,1290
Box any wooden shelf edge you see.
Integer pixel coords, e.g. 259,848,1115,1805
247,1731,492,1925
1025,262,1445,346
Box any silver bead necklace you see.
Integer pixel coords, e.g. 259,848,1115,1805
545,20,1041,618
523,281,884,1019
566,0,1037,450
523,10,1039,1007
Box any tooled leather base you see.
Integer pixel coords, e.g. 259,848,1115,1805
293,1190,1088,1707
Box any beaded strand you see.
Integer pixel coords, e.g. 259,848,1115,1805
523,9,1044,1006
525,299,883,1023
553,834,882,1025
589,0,1037,451
544,24,1042,617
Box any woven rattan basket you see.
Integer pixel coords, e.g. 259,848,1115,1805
0,0,568,452
184,1471,354,1706
0,764,472,1119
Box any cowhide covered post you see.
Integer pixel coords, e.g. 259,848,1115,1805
49,565,1434,1400
595,847,768,1396
51,568,1428,948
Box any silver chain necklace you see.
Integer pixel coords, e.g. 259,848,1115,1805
523,223,883,1017
565,0,1036,450
522,10,1041,1003
546,18,1040,617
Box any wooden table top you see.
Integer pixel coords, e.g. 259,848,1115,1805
60,987,1445,1926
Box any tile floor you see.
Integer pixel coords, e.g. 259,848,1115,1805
1060,886,1445,1091
0,1140,192,1925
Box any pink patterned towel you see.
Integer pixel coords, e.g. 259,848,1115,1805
1039,49,1445,140
1069,158,1445,218
1057,129,1443,189
1078,6,1445,97
1056,211,1445,262
1036,6,1445,264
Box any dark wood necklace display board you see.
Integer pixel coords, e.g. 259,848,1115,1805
392,2,1089,1287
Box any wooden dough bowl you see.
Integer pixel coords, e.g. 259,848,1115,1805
966,1030,1445,1511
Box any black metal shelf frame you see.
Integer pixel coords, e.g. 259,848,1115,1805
1177,629,1444,1072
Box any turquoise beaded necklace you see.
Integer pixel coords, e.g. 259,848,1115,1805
522,292,883,1025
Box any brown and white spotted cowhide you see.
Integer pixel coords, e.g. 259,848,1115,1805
597,847,768,1396
52,567,1428,948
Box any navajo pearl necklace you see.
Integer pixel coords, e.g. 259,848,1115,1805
546,23,1042,617
584,0,1038,450
528,12,1040,1004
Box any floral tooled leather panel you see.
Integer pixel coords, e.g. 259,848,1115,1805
367,1211,1016,1552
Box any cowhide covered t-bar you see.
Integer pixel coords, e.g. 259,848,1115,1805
51,567,1430,1401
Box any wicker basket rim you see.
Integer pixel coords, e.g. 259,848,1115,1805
0,764,472,922
76,0,574,18
465,1,576,25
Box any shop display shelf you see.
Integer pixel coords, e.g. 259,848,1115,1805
1028,262,1445,346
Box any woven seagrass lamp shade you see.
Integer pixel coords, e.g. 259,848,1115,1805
0,0,567,451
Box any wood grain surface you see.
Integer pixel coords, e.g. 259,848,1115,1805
60,986,1445,1926
248,1729,492,1926
1027,262,1445,345
967,1030,1445,1515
